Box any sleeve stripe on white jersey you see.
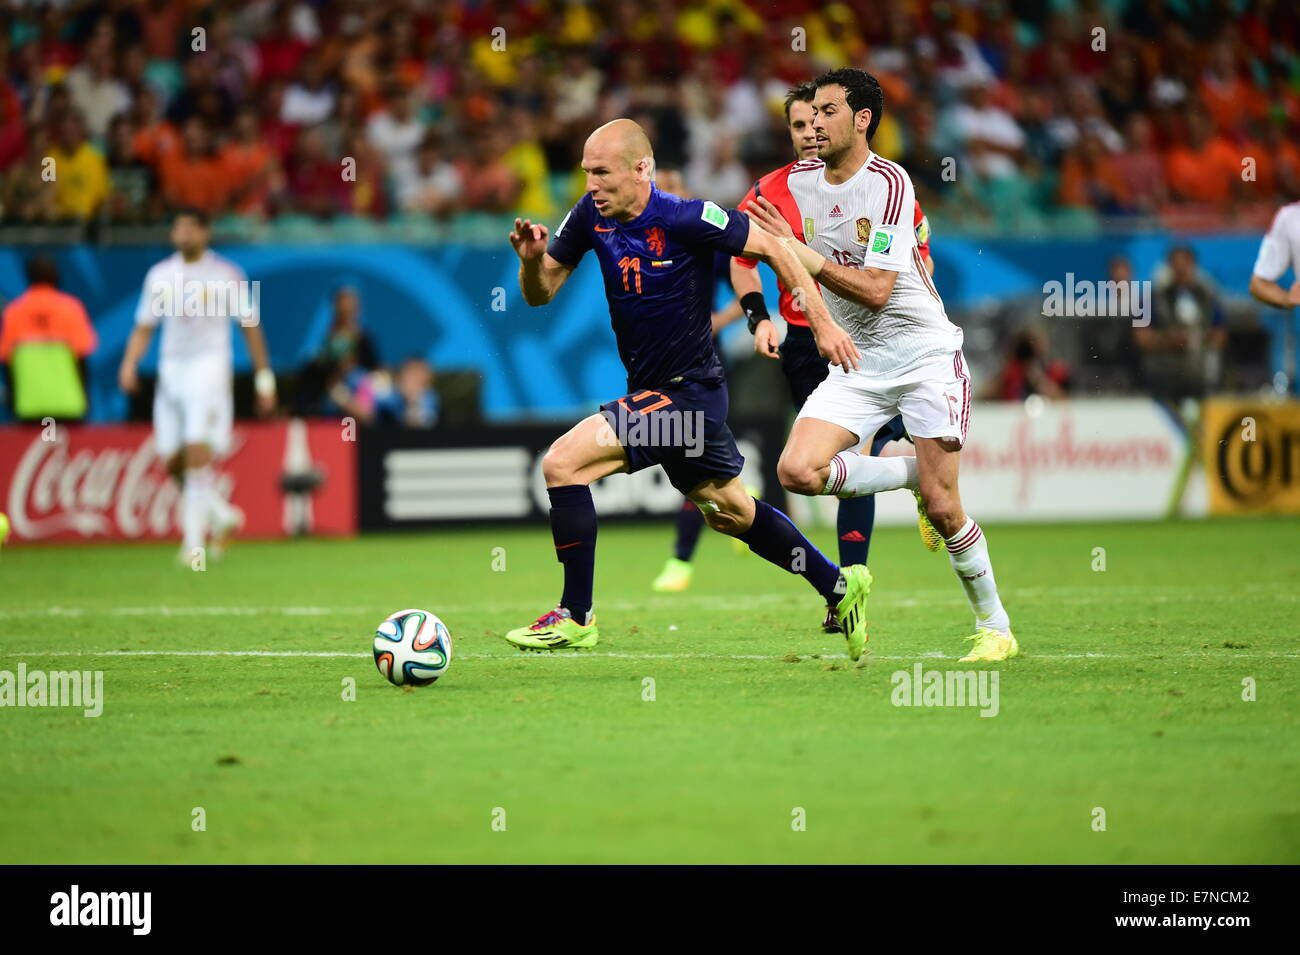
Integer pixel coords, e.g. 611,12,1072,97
914,247,941,302
868,159,903,225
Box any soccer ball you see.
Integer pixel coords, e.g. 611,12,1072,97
373,609,453,686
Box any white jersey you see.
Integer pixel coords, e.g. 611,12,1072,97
1253,202,1300,282
134,250,256,383
787,154,962,379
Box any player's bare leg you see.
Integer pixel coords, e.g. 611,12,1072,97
913,436,1016,662
776,416,860,496
506,413,628,651
690,473,873,661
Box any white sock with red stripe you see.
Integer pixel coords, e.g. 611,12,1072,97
821,452,918,497
944,517,1010,634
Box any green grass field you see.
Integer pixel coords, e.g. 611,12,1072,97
1,516,1297,864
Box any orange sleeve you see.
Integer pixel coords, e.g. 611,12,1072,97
0,303,16,361
1056,157,1085,207
65,297,97,356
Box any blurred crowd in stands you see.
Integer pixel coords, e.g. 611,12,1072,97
1,0,1298,235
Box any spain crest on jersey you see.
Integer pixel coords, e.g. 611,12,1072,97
855,217,872,245
645,226,667,257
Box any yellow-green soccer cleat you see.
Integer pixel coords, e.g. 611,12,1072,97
651,557,694,592
914,491,943,552
505,607,599,652
833,565,873,661
958,628,1020,662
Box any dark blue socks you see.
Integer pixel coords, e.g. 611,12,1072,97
673,499,706,562
836,495,873,566
737,498,842,605
548,484,597,620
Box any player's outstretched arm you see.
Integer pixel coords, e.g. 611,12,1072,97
745,196,898,311
741,220,860,371
1248,274,1300,309
510,217,573,306
729,257,780,359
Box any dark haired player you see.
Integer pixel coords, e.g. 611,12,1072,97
746,70,1017,663
505,118,873,658
118,208,276,564
653,83,942,637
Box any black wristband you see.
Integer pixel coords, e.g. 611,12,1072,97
741,292,770,334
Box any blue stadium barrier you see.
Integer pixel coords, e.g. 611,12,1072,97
0,233,1279,423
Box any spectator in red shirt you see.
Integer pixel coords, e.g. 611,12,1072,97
1113,113,1168,214
256,4,311,84
287,125,343,217
995,329,1070,401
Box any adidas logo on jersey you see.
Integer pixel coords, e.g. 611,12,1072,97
829,205,845,218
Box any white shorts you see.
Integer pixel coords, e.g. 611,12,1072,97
153,361,233,458
796,351,972,448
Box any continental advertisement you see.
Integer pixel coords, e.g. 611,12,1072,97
1203,399,1300,515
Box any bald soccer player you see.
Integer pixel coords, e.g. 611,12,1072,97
505,119,875,660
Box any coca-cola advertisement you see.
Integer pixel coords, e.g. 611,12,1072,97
0,419,357,544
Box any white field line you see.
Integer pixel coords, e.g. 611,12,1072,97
2,649,1297,661
0,581,1296,621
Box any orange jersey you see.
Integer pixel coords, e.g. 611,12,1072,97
735,159,931,326
0,285,97,361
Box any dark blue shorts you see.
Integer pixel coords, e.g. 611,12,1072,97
780,323,906,454
599,378,744,495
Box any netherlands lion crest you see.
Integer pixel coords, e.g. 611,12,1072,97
645,226,667,257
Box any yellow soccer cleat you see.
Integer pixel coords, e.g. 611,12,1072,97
833,564,873,661
914,491,943,552
958,628,1020,662
505,607,600,652
651,557,694,592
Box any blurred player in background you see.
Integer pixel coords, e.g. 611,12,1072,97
1248,200,1300,395
118,209,276,564
747,69,1017,663
506,118,875,658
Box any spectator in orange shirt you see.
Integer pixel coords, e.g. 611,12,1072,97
223,107,281,217
1164,109,1242,205
1058,132,1133,213
0,256,97,421
158,117,236,214
129,86,181,169
1198,41,1264,137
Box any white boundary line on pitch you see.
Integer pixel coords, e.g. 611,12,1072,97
1,584,1296,620
3,649,1297,661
